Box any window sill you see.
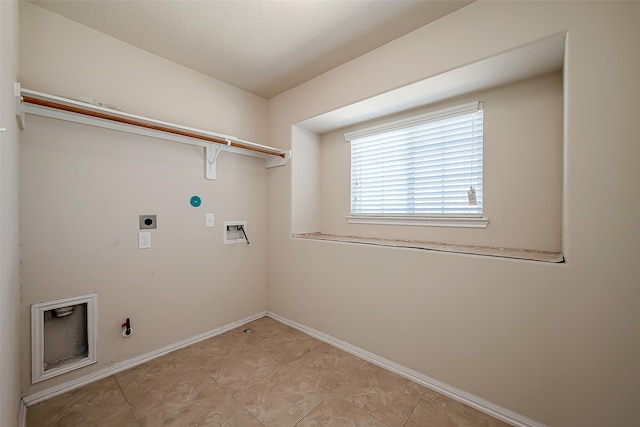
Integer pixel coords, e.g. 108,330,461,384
346,215,489,228
292,233,564,263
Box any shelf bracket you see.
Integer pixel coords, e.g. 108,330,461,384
205,140,231,180
265,149,292,168
15,82,25,130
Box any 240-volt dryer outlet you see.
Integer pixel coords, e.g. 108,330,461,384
139,214,157,230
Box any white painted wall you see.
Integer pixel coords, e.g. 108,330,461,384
0,1,21,425
267,2,640,426
19,3,269,396
291,125,321,234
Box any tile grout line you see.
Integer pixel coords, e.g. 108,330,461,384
402,396,424,427
275,339,372,427
291,390,335,426
329,392,393,427
330,364,399,427
194,359,260,426
113,374,141,427
229,394,267,427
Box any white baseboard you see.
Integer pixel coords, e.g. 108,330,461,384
19,399,27,427
20,310,266,415
266,311,547,427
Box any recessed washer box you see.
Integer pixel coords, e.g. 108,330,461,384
224,221,248,244
139,214,157,230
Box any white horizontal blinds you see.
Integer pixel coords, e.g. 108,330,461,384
348,102,483,217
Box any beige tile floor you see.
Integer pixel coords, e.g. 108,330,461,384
27,316,512,427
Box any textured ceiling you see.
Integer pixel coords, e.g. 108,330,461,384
30,0,472,98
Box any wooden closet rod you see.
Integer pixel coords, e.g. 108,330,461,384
21,95,286,158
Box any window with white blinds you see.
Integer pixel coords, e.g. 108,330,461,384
345,102,483,220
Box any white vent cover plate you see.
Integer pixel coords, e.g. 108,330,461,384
31,293,98,383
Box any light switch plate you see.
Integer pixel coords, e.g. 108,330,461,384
205,213,214,228
138,232,151,249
